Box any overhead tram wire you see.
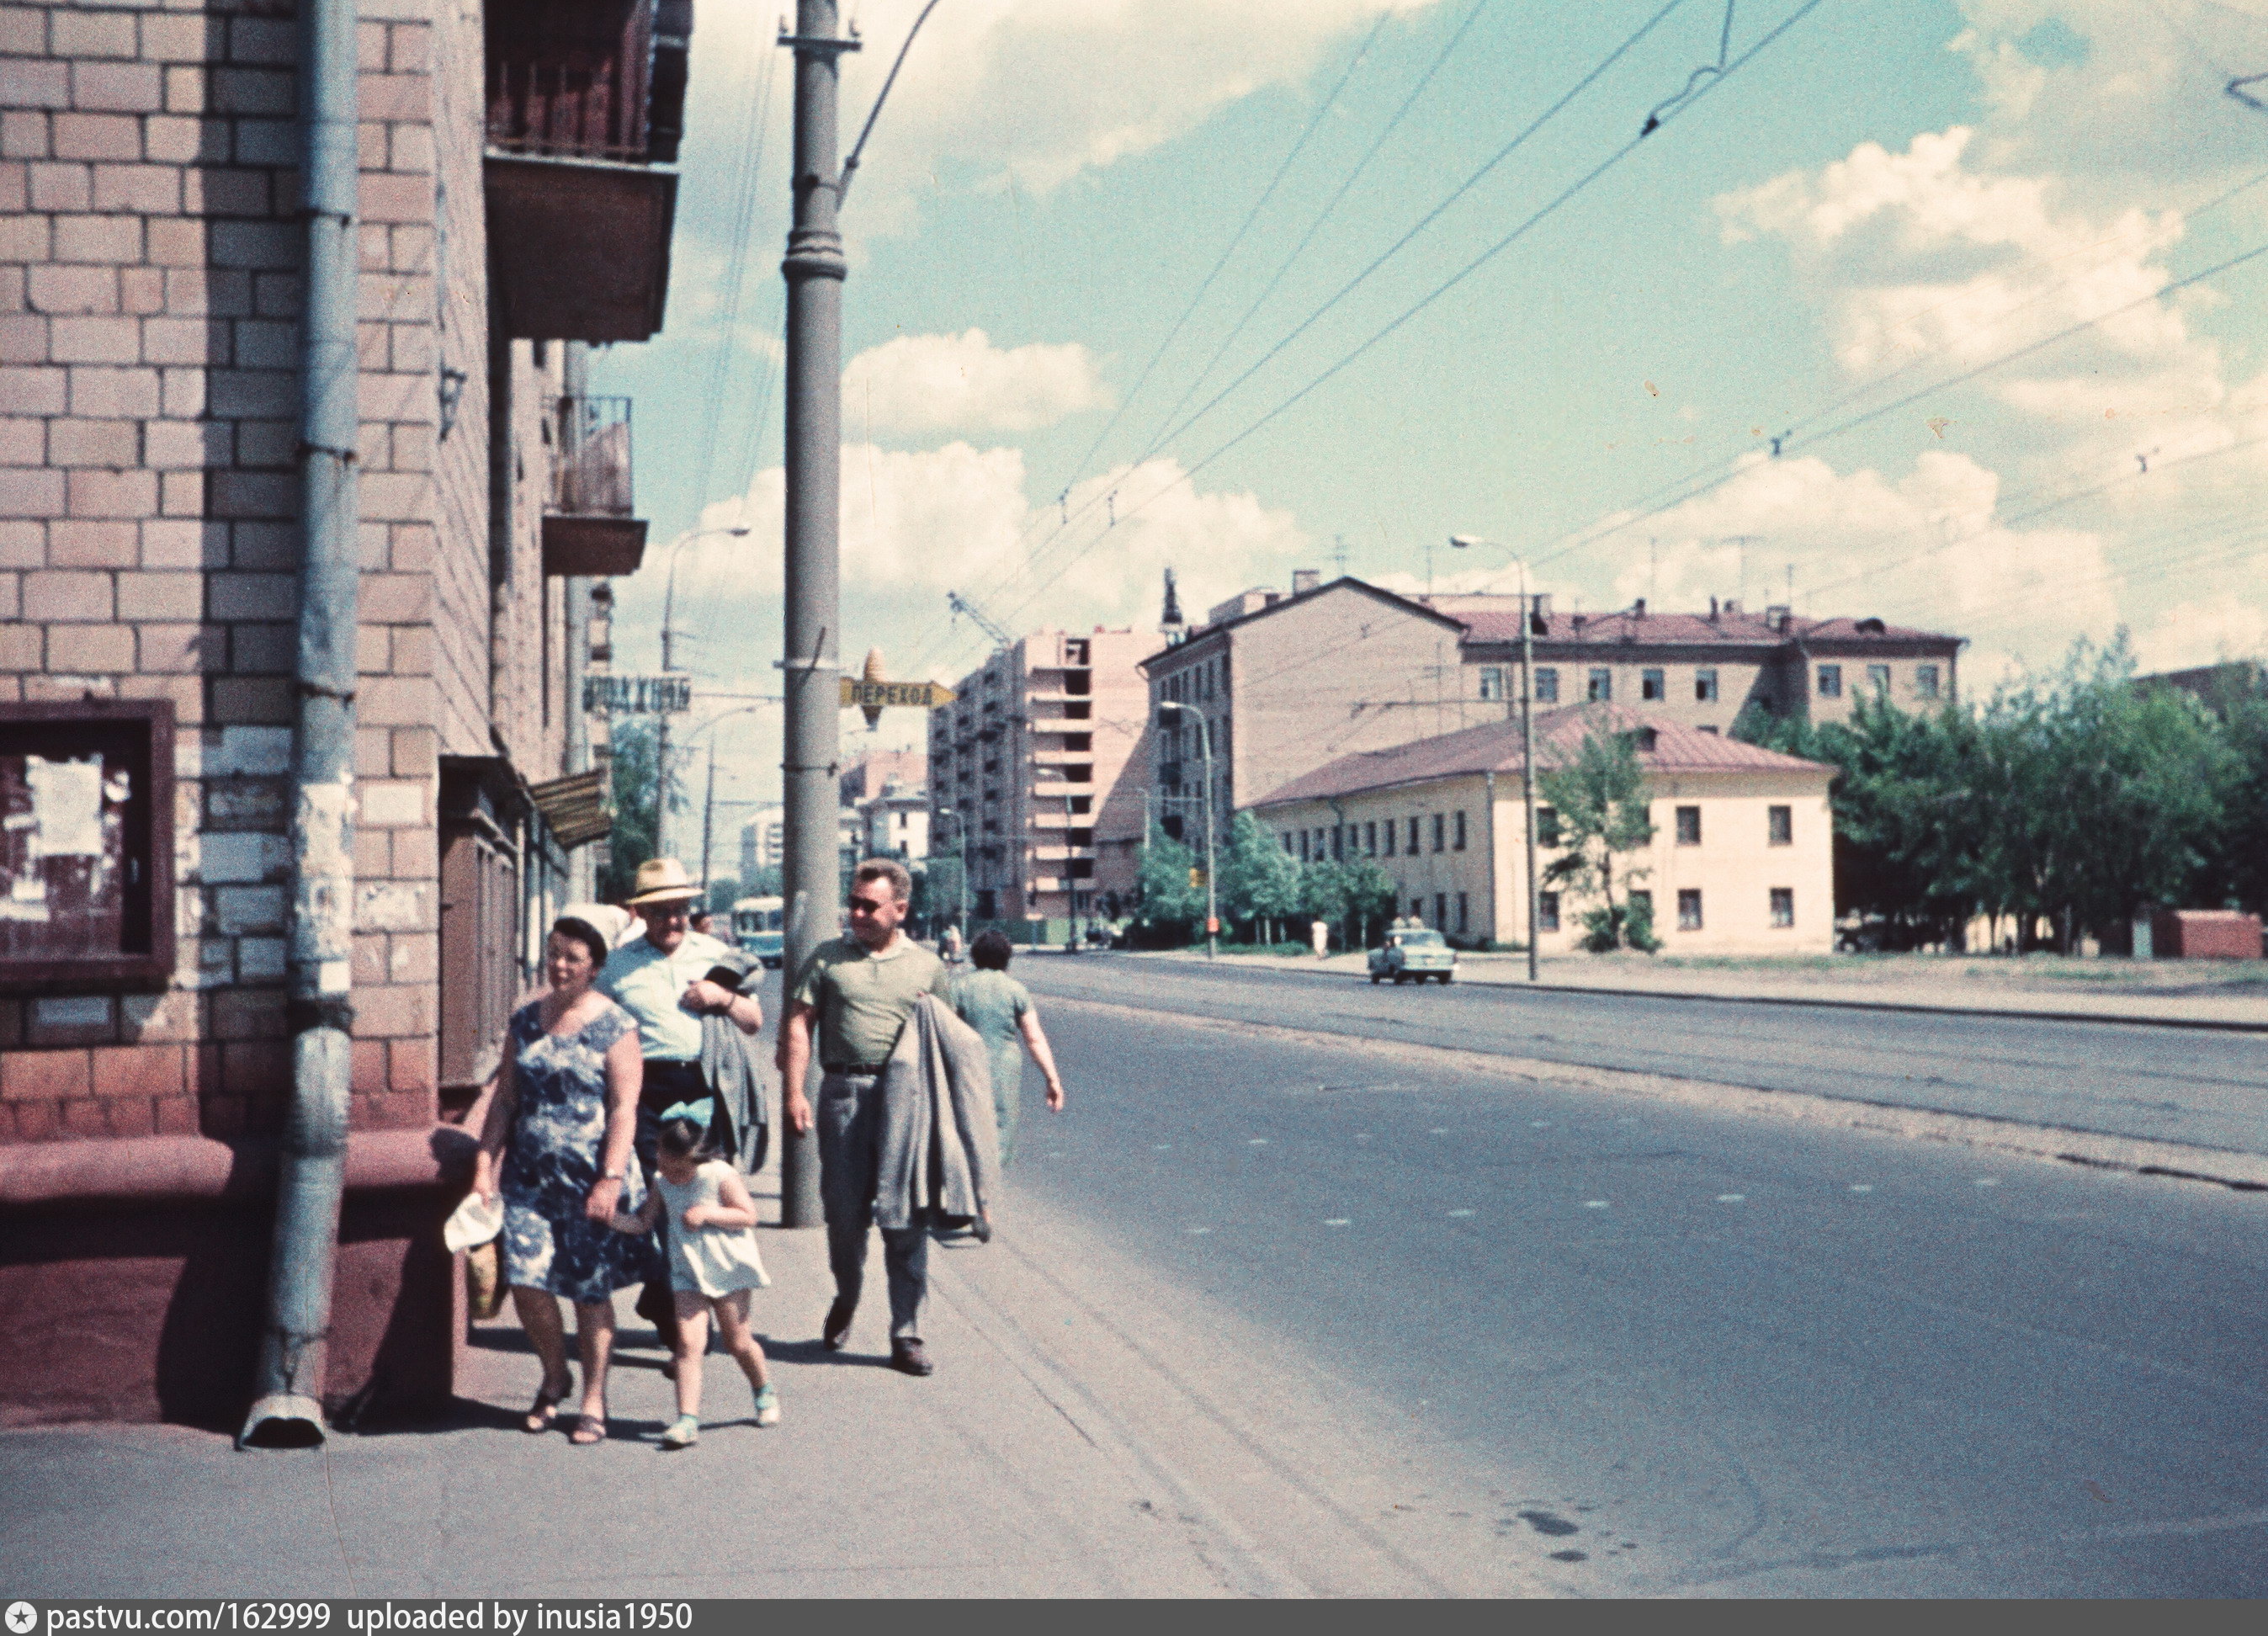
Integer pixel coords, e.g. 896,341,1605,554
1524,229,2268,576
1138,0,1497,461
981,0,1829,638
971,0,1699,627
1498,160,2268,587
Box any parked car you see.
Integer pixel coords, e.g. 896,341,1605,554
1369,927,1457,985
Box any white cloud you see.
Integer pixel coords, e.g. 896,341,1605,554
844,328,1111,436
2134,594,2268,672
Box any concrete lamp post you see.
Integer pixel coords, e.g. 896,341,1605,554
1155,700,1218,960
1450,535,1542,984
651,523,750,860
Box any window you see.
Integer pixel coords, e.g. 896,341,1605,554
1534,667,1560,704
1675,805,1701,846
1641,667,1665,701
1771,887,1795,927
1916,664,1941,699
1332,826,1344,861
1453,810,1467,851
1867,663,1891,694
1431,813,1445,853
0,701,176,991
1677,889,1703,931
1478,666,1506,703
1537,891,1560,932
1435,892,1448,930
1817,664,1842,698
1588,667,1612,702
1280,832,1293,853
1364,820,1378,856
1407,815,1420,853
1065,638,1089,665
1768,805,1793,846
1456,892,1469,933
1299,831,1310,862
1536,805,1562,846
1411,896,1426,922
1695,667,1718,702
1064,733,1092,752
1629,889,1653,922
1383,819,1395,857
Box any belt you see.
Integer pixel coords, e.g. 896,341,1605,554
824,1063,890,1076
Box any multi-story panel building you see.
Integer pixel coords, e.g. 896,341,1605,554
1253,704,1836,954
0,0,692,1427
927,628,1148,938
1453,600,1963,730
739,803,783,880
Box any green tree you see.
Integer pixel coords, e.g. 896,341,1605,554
1134,821,1202,939
596,718,683,901
1297,857,1397,949
1538,729,1659,952
1219,811,1302,942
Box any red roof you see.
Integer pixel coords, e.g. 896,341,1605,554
1452,608,1956,648
1253,704,1832,806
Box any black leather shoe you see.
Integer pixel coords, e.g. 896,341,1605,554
890,1338,934,1377
822,1297,855,1352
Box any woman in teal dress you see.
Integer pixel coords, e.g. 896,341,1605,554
948,929,1065,1170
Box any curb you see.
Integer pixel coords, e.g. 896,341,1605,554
1045,993,2268,1193
1117,952,2268,1035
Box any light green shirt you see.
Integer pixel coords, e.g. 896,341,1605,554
790,935,952,1068
598,928,736,1062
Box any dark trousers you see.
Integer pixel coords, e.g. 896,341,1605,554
817,1069,929,1340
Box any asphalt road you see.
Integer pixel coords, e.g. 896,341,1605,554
1002,959,2268,1595
1017,955,2268,1155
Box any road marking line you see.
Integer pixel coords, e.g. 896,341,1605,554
1186,1226,1212,1235
1154,1144,1173,1150
1447,1208,1477,1218
1428,1128,1449,1135
1324,1218,1352,1227
1849,1183,1873,1192
1716,1194,1745,1203
1974,1177,2000,1187
1583,1200,1610,1209
1248,1138,1270,1146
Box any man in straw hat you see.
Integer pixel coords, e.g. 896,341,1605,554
598,858,765,1355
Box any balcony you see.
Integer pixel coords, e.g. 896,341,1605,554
483,0,690,343
542,396,648,576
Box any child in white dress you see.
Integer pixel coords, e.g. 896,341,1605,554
609,1104,778,1448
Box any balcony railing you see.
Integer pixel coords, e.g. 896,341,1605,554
486,0,676,164
550,396,634,517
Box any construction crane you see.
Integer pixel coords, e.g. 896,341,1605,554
946,589,1016,652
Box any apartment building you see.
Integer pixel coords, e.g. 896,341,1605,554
838,745,922,808
0,0,692,1426
1453,599,1963,730
1252,704,1835,953
927,628,1148,938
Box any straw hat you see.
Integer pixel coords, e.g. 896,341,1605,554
624,858,702,906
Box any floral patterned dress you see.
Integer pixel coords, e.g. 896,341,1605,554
498,998,658,1304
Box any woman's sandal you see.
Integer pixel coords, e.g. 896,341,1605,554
523,1381,571,1434
567,1413,606,1447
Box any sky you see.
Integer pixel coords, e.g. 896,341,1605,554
590,0,2268,834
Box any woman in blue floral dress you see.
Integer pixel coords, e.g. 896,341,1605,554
473,916,652,1445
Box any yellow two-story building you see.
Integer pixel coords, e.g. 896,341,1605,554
1252,705,1835,953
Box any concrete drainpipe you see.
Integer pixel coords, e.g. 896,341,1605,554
242,0,361,1448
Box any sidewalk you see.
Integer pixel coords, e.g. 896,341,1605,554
0,1185,1575,1598
1117,948,2268,1030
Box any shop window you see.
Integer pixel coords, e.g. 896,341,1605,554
0,701,176,991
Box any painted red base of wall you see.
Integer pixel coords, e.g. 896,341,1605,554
0,1137,470,1431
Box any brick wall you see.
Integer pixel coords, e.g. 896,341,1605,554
0,0,547,1146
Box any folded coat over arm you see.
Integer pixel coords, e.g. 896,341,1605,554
871,992,998,1231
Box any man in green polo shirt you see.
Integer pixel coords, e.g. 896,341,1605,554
781,857,953,1375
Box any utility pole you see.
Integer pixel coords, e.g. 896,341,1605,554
1160,703,1216,959
1518,556,1541,985
776,0,856,1230
700,741,718,897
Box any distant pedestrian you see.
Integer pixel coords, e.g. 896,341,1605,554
941,923,964,967
608,1110,778,1449
472,916,649,1447
951,929,1065,1173
690,907,717,938
1310,918,1330,959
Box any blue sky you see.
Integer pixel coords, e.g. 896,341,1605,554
592,0,2268,823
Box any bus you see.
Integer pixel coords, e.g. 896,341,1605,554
730,896,785,968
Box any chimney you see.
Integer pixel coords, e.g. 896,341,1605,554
1633,598,1647,617
1291,568,1320,595
1724,598,1742,616
1708,595,1718,621
1532,592,1552,622
1766,603,1791,632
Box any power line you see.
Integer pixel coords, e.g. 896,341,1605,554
985,0,1828,637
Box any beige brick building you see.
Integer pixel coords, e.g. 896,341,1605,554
1253,704,1836,954
0,0,688,1426
928,627,1150,938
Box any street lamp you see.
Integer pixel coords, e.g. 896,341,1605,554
1156,700,1218,961
933,804,969,940
678,699,778,896
651,523,750,861
1450,535,1542,985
